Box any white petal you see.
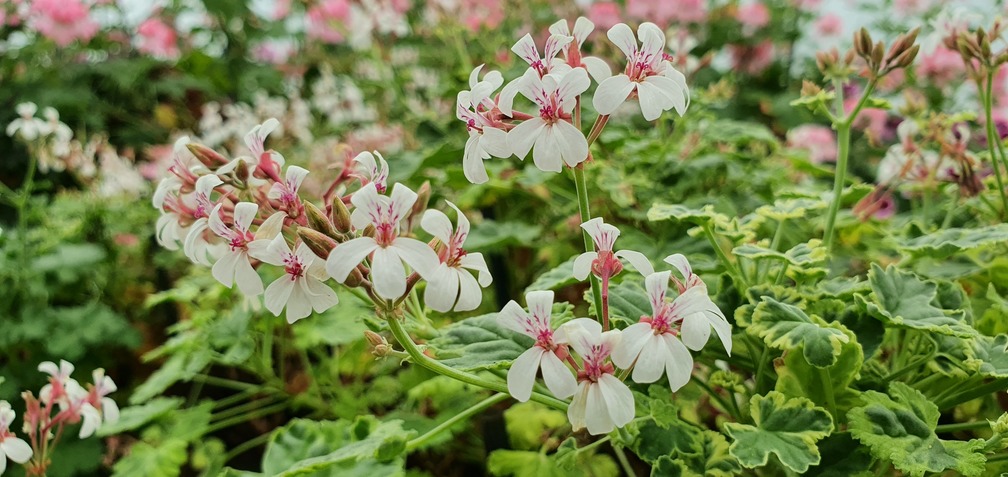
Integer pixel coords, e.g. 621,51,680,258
573,17,594,46
78,405,101,438
615,250,654,277
325,237,378,282
371,246,407,299
264,276,295,316
553,121,589,168
525,290,554,322
424,265,459,313
285,280,312,323
102,397,120,425
573,252,597,280
481,127,510,157
234,253,264,296
637,22,666,56
663,253,693,281
663,335,694,391
610,322,652,369
555,68,591,106
1,437,32,463
636,80,669,122
680,313,712,351
631,336,667,383
709,308,733,354
211,251,241,288
511,33,540,66
392,237,440,278
644,271,671,314
498,76,525,117
508,117,545,160
233,202,259,232
305,277,339,313
567,383,590,431
421,209,453,244
460,253,492,286
508,347,545,402
497,300,532,337
597,374,635,429
607,23,637,58
582,56,612,82
388,183,418,224
644,75,687,116
592,75,635,115
584,382,614,435
454,269,483,311
463,134,490,185
255,212,287,240
532,126,564,173
540,351,577,399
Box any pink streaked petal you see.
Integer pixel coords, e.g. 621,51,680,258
637,22,666,56
511,33,541,66
498,300,533,337
664,253,694,281
232,202,259,233
606,23,637,58
207,203,232,239
285,165,310,192
525,290,554,329
543,33,573,61
645,271,671,314
508,346,546,402
555,68,591,109
388,183,418,224
573,17,595,46
445,201,470,239
325,237,378,282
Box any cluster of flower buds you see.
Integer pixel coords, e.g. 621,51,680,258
1,360,118,476
499,218,730,435
853,27,921,78
949,19,1008,81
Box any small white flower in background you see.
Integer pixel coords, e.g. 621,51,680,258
352,151,390,193
497,290,577,402
421,202,492,312
458,65,510,184
268,165,309,217
208,202,284,296
611,271,721,390
664,254,733,353
6,102,48,141
89,369,119,428
0,401,32,474
498,32,573,114
573,217,654,281
548,17,612,82
38,360,75,404
255,235,339,324
64,381,101,439
244,117,282,165
562,318,634,435
507,68,591,173
326,182,440,300
183,174,225,266
593,22,689,121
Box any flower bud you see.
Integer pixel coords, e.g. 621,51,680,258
871,41,885,71
304,201,340,240
855,28,873,60
411,181,431,220
297,227,337,260
362,223,376,238
801,80,822,97
331,196,352,234
992,413,1008,435
890,45,920,70
186,142,229,168
364,331,393,358
345,266,365,288
233,159,251,189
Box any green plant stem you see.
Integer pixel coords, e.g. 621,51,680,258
612,445,636,477
204,401,289,434
573,165,605,325
982,69,1008,217
818,368,838,420
701,224,746,289
193,374,261,392
934,421,991,434
223,432,274,463
823,78,876,254
936,378,1008,410
386,317,568,411
693,378,742,422
406,393,509,451
211,395,285,423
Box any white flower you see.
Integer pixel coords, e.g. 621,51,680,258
326,183,440,300
244,117,282,165
268,165,309,215
6,102,47,140
507,68,591,173
497,291,577,402
352,151,390,193
64,381,101,439
548,17,612,82
498,32,574,115
458,66,510,184
664,254,733,353
611,272,721,390
562,318,634,435
593,23,689,121
90,369,119,428
183,174,225,266
255,235,339,324
208,202,285,296
0,401,32,474
38,359,75,404
573,217,654,281
421,202,492,312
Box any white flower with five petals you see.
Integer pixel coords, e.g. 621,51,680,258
573,217,654,281
507,68,591,173
421,202,492,312
0,401,32,474
561,318,634,435
458,66,510,184
183,174,225,266
498,32,573,115
352,151,390,193
593,23,689,121
255,235,339,324
497,291,577,402
208,202,286,296
664,254,732,353
548,17,612,82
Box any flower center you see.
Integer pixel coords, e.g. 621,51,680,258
283,254,305,280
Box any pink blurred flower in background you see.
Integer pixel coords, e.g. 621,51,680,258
306,0,351,44
29,0,99,47
815,13,843,37
787,125,837,164
730,41,775,75
737,3,770,32
587,2,621,30
916,46,964,87
791,0,821,10
894,0,936,15
461,0,504,32
137,17,180,60
627,0,705,26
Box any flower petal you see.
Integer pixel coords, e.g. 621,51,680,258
610,322,652,369
460,252,492,286
615,250,654,276
305,277,339,313
392,237,440,278
540,351,577,399
606,23,637,58
680,312,712,351
592,75,635,115
508,117,546,160
326,237,378,282
584,382,613,435
630,335,667,383
597,374,635,429
507,347,545,402
211,251,241,288
424,265,460,313
234,253,264,296
454,268,483,311
264,276,295,317
1,437,32,464
421,209,453,244
371,246,408,300
553,120,589,168
644,271,671,314
663,335,694,391
572,252,597,281
532,125,564,173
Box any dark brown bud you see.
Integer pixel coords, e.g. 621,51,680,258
331,196,352,234
297,227,338,260
304,201,340,240
186,142,229,168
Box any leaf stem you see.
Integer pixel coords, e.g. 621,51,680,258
982,69,1008,218
406,393,509,451
934,421,991,434
936,378,1008,410
818,367,838,421
612,444,636,477
701,223,746,289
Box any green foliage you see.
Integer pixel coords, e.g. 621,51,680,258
900,224,1008,258
848,382,987,477
775,325,864,419
724,392,833,473
259,418,411,476
747,297,850,368
426,312,529,372
860,264,975,338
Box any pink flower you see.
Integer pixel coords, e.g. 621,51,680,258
627,0,706,26
461,0,504,32
730,40,775,76
787,125,837,164
814,13,843,37
792,0,821,10
737,3,770,31
29,0,98,47
137,17,180,59
894,0,935,15
587,2,621,30
306,0,351,44
917,46,964,87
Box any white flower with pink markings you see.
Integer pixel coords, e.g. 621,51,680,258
183,174,225,266
255,235,338,324
562,318,634,435
593,22,689,121
421,202,492,312
507,68,591,173
664,254,732,353
497,291,577,402
326,182,440,300
0,401,31,474
352,151,390,193
458,65,510,184
573,217,654,281
268,165,309,217
548,17,612,82
498,32,573,114
208,202,286,296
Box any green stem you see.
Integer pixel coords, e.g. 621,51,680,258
701,224,746,289
934,421,991,434
824,78,877,254
573,165,605,325
982,69,1008,218
406,393,509,451
818,368,838,420
204,401,288,434
694,378,742,422
612,444,636,477
192,374,261,391
211,396,285,423
223,432,273,463
386,317,568,411
936,378,1008,410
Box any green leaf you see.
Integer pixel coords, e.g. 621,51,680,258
32,243,107,272
591,278,650,327
504,402,569,450
900,224,1008,258
487,448,619,477
525,256,580,293
775,324,863,419
655,431,742,477
465,220,542,251
749,298,849,367
861,264,975,338
97,397,184,436
267,417,413,477
724,392,833,473
426,312,529,372
112,439,188,477
646,204,729,228
847,382,986,477
755,198,828,222
805,432,874,477
972,334,1008,378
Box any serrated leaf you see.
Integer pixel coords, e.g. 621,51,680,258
659,431,742,477
465,220,542,251
590,279,650,327
900,224,1008,258
749,298,849,367
805,432,873,477
847,382,986,477
426,313,529,372
724,392,833,473
755,198,828,221
488,448,619,477
973,334,1008,378
861,264,975,338
270,417,412,477
646,204,729,227
504,402,568,450
112,439,188,477
775,324,862,419
525,256,579,293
